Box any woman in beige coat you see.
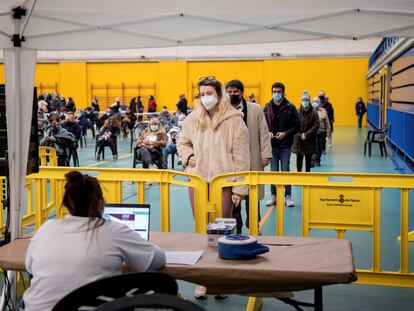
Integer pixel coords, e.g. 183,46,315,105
178,77,250,217
178,76,250,300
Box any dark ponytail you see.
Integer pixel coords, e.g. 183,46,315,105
62,171,105,230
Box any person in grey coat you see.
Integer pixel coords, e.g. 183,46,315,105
226,80,272,233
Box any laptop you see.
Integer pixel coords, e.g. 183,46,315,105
104,204,150,241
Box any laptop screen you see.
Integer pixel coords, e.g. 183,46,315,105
104,204,150,241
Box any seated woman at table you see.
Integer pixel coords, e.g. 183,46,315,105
23,171,166,311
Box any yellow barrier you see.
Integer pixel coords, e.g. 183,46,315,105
209,171,414,288
2,167,414,291
20,167,208,234
38,147,58,166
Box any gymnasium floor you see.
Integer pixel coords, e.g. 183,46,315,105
18,126,414,310
67,126,414,311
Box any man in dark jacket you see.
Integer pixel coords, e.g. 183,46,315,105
355,97,366,128
263,82,300,207
62,114,82,141
65,97,76,113
176,94,188,115
53,95,65,112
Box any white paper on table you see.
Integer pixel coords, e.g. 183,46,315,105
166,250,203,265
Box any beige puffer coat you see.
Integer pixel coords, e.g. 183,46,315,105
177,103,250,196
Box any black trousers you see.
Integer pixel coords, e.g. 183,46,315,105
296,154,313,172
137,147,161,168
232,195,261,234
97,139,117,156
315,132,326,164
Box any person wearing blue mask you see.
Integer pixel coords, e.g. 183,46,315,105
292,93,320,172
263,82,300,207
135,117,167,169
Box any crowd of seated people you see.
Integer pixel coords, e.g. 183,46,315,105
37,93,190,168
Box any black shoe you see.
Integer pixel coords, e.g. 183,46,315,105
315,162,321,167
214,295,228,300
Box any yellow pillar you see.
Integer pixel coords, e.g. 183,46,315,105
159,61,187,112
58,62,88,109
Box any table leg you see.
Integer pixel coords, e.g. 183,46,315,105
246,297,263,311
314,287,323,311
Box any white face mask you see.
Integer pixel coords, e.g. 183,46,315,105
201,95,218,111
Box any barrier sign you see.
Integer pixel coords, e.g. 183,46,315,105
308,186,374,226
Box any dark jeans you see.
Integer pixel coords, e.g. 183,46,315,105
357,115,363,128
232,195,261,234
163,143,177,168
137,147,161,168
315,132,326,164
296,154,313,172
270,147,291,196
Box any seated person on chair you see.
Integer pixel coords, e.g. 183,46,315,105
96,108,112,130
96,116,121,161
62,113,82,142
23,171,166,311
159,106,171,125
40,115,75,166
76,108,94,138
163,114,185,168
135,117,167,169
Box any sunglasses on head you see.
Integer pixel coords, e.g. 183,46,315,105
199,76,217,82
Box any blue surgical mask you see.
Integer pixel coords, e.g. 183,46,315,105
150,125,158,132
301,101,310,109
312,102,319,109
272,93,283,103
178,121,183,127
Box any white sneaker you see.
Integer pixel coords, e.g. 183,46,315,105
194,285,207,300
266,195,276,206
285,195,295,207
148,164,158,169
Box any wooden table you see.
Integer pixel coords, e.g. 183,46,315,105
0,232,357,310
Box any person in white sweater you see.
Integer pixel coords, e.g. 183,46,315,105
23,171,165,311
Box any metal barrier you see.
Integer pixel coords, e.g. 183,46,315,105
17,167,208,234
2,168,414,289
209,171,414,288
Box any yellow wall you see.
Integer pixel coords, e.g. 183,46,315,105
4,57,368,125
86,62,160,108
263,58,368,126
59,62,87,107
159,61,187,109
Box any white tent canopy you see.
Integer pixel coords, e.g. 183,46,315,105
0,0,413,50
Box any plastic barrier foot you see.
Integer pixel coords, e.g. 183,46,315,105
246,297,263,311
397,230,414,242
